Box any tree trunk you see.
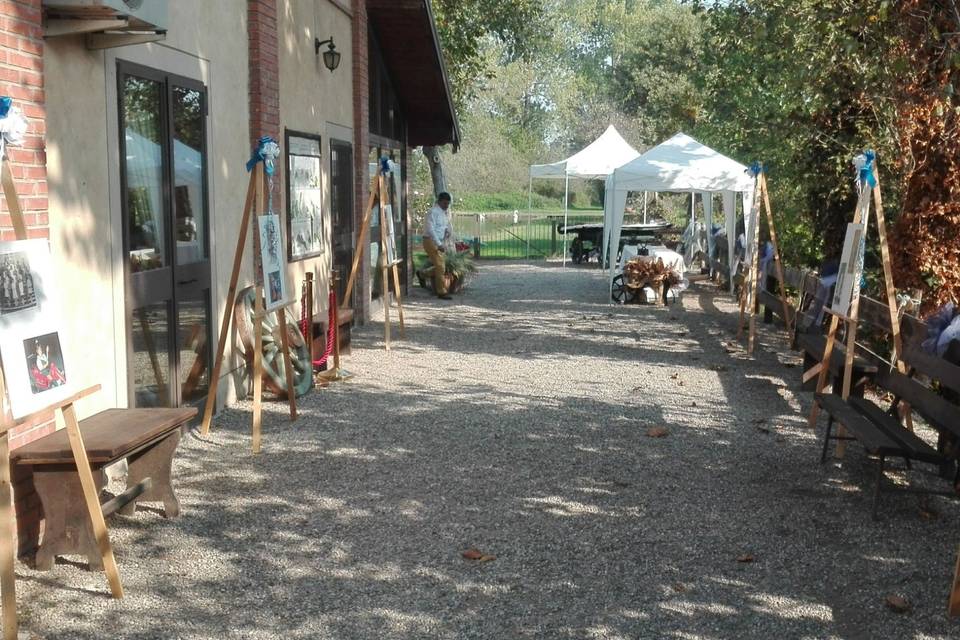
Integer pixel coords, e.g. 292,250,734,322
422,145,447,196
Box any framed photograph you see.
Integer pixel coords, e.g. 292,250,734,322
0,239,73,418
258,213,289,311
285,131,324,261
832,222,865,317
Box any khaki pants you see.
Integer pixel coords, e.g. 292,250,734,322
422,237,447,296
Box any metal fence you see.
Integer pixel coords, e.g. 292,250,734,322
447,211,604,260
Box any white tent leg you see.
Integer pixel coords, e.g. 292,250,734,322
562,173,569,267
526,175,533,260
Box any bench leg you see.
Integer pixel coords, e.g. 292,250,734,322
123,430,182,518
820,416,834,463
32,466,106,571
873,455,885,520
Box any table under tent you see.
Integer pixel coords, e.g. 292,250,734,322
528,125,640,265
603,133,757,300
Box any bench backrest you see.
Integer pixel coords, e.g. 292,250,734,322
875,345,960,440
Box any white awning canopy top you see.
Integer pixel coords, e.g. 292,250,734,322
529,125,641,179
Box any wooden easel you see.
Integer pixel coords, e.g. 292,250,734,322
199,156,298,454
0,158,124,639
737,167,794,354
341,164,405,350
806,154,903,454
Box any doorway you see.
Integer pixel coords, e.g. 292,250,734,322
330,138,354,306
118,61,212,410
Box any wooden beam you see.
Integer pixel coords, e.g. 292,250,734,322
62,402,123,598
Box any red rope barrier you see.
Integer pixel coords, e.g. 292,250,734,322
300,288,337,369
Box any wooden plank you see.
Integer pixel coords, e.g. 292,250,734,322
378,174,391,351
100,478,152,518
252,165,265,454
200,168,258,436
341,176,380,308
809,314,841,430
8,383,101,432
11,407,195,465
0,160,27,240
871,179,904,372
276,307,298,421
902,346,960,396
0,432,16,640
761,173,795,342
950,546,960,617
62,402,123,598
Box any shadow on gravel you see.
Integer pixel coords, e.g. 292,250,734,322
18,265,960,639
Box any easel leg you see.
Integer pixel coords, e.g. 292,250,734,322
252,287,264,454
276,307,298,421
390,262,405,339
341,176,380,308
200,169,258,435
949,545,960,616
808,314,840,430
62,403,123,598
0,433,17,640
761,174,795,341
747,247,762,354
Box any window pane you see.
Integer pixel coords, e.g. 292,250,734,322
124,76,166,272
131,302,171,407
172,86,206,265
288,135,323,260
177,291,210,406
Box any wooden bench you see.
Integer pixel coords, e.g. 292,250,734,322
12,407,196,570
813,343,960,517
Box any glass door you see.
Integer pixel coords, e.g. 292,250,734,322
119,62,212,410
330,139,354,306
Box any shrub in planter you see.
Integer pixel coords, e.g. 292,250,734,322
416,249,477,294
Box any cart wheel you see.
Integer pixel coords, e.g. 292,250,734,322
234,287,313,398
611,274,628,304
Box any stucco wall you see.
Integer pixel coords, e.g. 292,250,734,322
278,0,353,316
44,0,251,416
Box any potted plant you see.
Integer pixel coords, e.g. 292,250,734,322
416,246,477,294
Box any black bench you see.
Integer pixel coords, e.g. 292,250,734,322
814,344,960,517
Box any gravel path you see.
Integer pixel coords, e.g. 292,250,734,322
15,262,960,639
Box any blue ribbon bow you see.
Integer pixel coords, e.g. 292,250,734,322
379,156,391,176
748,161,763,177
0,97,11,119
859,150,877,188
246,136,280,175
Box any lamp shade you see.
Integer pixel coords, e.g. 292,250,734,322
323,47,341,72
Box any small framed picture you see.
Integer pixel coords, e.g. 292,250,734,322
0,239,73,418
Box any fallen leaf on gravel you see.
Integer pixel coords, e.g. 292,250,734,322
691,401,698,407
462,549,495,562
670,373,680,380
736,554,754,563
646,427,669,438
885,595,911,613
919,506,940,520
672,583,689,593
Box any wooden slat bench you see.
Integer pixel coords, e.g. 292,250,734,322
12,407,196,570
814,343,960,517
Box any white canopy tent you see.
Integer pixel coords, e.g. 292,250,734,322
604,133,756,293
529,125,641,265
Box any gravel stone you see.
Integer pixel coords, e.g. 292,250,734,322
13,262,960,639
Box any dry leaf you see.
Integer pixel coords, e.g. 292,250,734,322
478,554,496,562
736,554,754,563
462,549,483,560
670,373,680,380
691,401,698,407
672,582,689,593
885,595,911,613
646,427,669,438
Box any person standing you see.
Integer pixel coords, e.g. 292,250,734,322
422,192,453,300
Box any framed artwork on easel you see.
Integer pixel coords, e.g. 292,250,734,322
0,239,73,418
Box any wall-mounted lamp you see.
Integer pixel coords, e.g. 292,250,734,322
314,37,341,72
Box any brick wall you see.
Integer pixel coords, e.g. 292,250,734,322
248,0,279,144
351,0,370,321
0,0,47,556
